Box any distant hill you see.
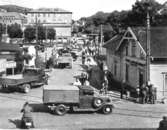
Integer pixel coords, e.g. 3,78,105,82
0,5,32,14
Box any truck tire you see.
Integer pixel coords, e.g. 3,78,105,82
55,104,67,116
93,98,103,108
22,84,31,93
102,105,112,114
2,84,9,93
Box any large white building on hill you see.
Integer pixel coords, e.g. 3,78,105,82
26,8,72,40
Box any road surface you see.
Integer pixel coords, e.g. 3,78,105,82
0,57,166,129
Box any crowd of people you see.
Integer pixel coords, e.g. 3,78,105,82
136,81,157,104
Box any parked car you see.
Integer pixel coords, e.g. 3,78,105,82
43,85,114,116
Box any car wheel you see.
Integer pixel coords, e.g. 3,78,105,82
102,105,112,114
55,104,67,116
93,98,103,108
22,84,31,93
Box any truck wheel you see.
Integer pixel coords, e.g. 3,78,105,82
23,84,31,93
102,105,112,115
2,84,9,93
55,104,67,116
93,98,103,108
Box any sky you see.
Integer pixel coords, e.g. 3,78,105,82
0,0,166,20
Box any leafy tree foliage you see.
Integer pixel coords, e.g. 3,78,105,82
0,23,5,39
37,25,45,41
47,28,55,41
78,0,165,42
128,0,161,26
24,26,36,43
7,23,23,38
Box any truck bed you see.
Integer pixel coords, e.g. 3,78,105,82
0,74,41,86
43,85,79,104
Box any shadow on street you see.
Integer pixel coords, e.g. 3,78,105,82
8,119,21,128
30,103,49,113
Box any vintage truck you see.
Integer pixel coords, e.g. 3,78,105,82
43,85,114,116
57,53,73,69
0,67,48,93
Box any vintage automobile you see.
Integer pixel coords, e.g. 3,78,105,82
57,53,73,69
43,85,114,116
0,67,48,93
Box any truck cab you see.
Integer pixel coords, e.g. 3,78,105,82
43,85,114,116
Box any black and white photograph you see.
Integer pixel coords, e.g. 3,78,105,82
0,0,167,129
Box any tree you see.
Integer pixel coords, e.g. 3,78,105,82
37,25,45,42
24,26,36,43
0,23,5,40
103,24,114,42
7,23,23,38
92,11,109,26
47,28,55,42
128,0,161,26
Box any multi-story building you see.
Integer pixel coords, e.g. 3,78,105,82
26,8,72,40
0,12,26,27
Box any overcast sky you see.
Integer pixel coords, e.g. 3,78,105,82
0,0,166,20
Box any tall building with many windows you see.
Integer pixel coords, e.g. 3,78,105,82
0,12,27,27
26,8,72,40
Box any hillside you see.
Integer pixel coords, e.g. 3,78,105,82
0,5,32,13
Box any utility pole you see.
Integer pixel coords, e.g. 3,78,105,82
100,24,103,55
35,15,38,44
45,26,47,62
146,10,150,84
35,15,39,67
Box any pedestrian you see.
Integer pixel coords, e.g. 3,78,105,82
73,77,81,86
102,76,108,94
141,84,147,104
85,79,90,86
136,85,140,103
121,80,125,99
79,72,87,86
145,85,149,103
158,116,167,130
21,102,35,128
126,89,130,100
82,51,86,65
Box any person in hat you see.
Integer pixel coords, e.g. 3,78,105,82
158,116,167,130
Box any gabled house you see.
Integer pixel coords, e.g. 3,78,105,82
103,27,167,100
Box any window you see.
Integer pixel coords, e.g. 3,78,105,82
131,43,136,57
48,14,50,17
126,64,129,82
38,13,40,17
125,46,128,56
43,13,45,17
114,63,117,76
31,13,34,17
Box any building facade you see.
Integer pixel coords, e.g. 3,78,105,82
26,8,72,40
0,12,26,27
103,27,167,100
